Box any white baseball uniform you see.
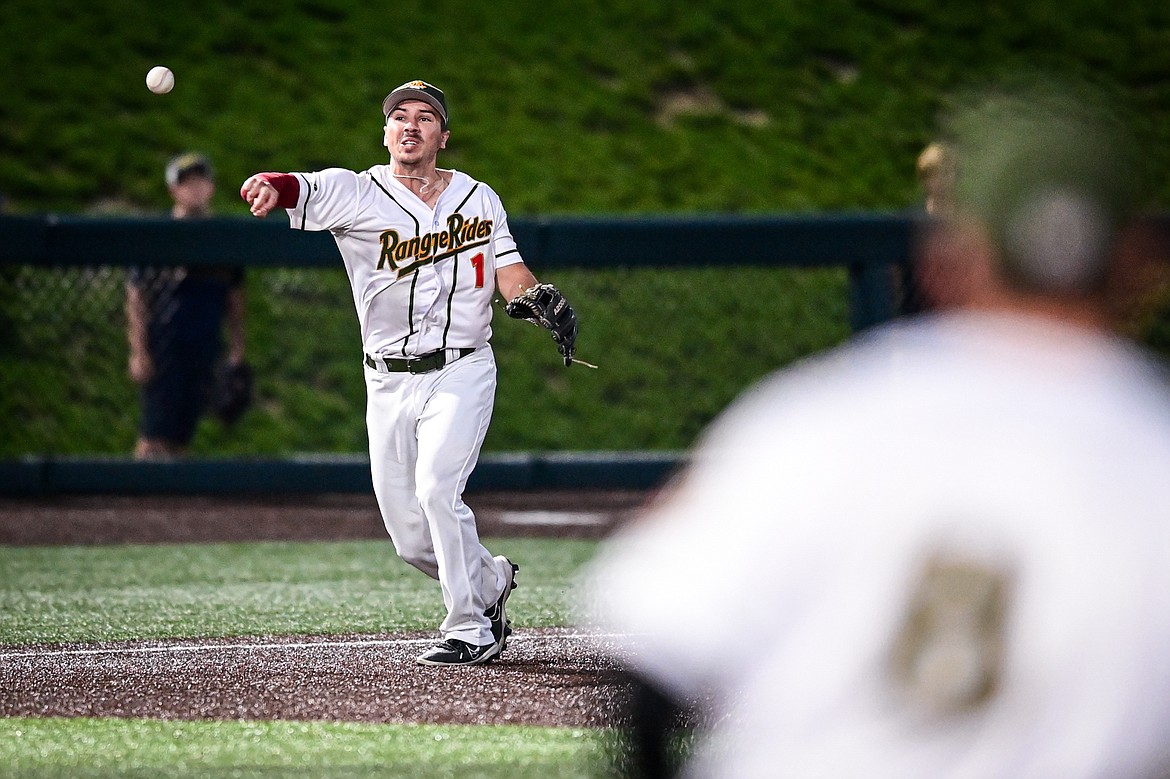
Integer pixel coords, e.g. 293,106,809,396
583,310,1170,779
283,164,518,646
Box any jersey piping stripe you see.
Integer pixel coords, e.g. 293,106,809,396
294,173,312,230
369,175,420,234
440,249,458,349
452,182,480,214
402,272,419,355
497,248,519,260
435,184,484,351
439,180,479,351
370,173,421,356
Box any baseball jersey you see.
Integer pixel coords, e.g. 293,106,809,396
583,311,1170,779
284,166,523,357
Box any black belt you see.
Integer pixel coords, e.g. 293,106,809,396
364,347,477,375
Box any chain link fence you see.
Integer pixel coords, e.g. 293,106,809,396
1,215,894,460
2,261,374,458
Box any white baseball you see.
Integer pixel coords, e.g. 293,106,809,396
146,66,174,95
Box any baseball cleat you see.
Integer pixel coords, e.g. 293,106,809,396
416,638,501,667
486,556,519,651
499,621,513,652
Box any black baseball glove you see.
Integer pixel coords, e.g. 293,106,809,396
505,283,578,367
212,359,254,426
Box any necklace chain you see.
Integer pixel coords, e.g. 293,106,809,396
394,170,447,197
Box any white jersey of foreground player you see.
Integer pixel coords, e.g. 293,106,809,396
583,309,1170,779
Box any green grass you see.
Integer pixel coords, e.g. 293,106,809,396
2,0,1168,215
0,537,614,777
0,537,597,645
4,0,1170,457
0,718,617,778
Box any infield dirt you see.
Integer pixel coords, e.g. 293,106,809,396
0,490,648,727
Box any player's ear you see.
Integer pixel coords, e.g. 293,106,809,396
914,217,1000,309
440,130,449,150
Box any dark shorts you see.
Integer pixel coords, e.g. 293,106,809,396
138,336,221,446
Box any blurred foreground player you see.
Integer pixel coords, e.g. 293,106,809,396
583,79,1170,778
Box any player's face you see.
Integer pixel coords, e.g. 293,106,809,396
384,100,448,165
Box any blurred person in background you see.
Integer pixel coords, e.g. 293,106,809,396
126,153,248,459
917,140,956,217
583,77,1170,779
897,140,957,316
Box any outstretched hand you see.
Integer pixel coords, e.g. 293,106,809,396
240,175,280,218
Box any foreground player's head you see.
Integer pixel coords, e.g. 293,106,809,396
943,77,1147,298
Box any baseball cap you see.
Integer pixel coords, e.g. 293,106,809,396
382,80,448,128
946,78,1144,294
165,153,214,186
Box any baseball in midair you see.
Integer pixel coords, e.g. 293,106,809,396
146,66,175,95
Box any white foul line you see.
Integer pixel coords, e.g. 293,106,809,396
497,510,610,527
0,632,623,661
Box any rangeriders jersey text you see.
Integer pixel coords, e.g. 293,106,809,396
378,213,494,277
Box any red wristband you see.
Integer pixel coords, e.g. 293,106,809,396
241,172,300,209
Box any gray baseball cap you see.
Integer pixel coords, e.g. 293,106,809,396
946,78,1144,294
382,80,448,128
165,152,214,186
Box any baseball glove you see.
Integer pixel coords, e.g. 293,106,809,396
212,359,254,426
505,283,578,367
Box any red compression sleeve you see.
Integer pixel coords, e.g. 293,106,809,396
241,172,300,209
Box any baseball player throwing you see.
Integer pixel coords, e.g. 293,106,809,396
240,80,578,667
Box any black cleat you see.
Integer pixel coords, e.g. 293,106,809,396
486,556,518,651
416,638,501,667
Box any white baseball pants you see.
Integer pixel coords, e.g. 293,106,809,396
364,345,510,646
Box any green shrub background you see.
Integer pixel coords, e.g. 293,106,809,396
2,0,1168,455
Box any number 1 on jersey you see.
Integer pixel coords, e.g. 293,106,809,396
471,252,485,288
